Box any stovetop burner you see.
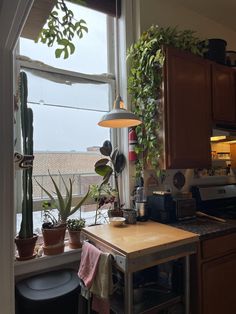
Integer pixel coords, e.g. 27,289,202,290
204,208,236,220
191,184,236,220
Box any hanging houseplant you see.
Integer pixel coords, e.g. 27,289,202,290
127,25,208,177
37,0,88,59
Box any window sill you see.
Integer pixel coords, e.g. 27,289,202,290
14,245,82,277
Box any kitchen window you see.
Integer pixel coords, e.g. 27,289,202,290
16,2,117,234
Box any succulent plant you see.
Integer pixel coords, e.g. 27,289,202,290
36,171,90,225
67,218,86,231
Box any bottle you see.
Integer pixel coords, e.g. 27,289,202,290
135,186,148,222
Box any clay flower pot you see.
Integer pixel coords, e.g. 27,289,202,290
68,229,82,249
15,234,38,261
42,226,66,255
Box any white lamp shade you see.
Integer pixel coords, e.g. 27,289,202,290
98,96,142,128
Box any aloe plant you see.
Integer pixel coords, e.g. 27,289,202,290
36,172,90,224
19,72,34,239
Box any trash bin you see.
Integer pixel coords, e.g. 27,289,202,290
15,269,80,314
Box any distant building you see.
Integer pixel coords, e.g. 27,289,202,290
33,151,102,199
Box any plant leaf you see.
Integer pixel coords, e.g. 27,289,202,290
95,165,113,177
114,153,126,174
48,172,65,214
94,158,109,168
100,140,112,156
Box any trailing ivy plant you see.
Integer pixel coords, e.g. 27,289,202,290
127,25,208,177
37,0,88,59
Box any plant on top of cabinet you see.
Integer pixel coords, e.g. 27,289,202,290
127,25,208,177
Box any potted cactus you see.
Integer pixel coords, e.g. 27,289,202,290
15,72,38,261
67,218,86,249
36,172,89,255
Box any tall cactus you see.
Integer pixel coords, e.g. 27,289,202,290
19,72,34,239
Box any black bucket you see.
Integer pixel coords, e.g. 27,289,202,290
204,38,227,64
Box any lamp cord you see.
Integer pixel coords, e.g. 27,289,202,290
115,0,120,97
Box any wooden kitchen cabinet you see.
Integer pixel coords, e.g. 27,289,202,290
190,232,236,314
212,64,236,125
163,46,212,169
202,253,236,314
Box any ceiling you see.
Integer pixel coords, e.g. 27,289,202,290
171,0,236,32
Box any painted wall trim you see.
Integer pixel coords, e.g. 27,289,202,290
0,1,34,313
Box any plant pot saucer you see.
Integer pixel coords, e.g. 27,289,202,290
16,253,37,261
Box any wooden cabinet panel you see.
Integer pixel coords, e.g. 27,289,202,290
201,232,236,259
164,47,212,169
212,64,236,124
202,253,236,314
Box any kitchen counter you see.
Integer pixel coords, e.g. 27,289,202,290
169,217,236,240
82,220,198,258
81,221,198,314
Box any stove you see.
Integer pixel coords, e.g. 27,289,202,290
191,184,236,220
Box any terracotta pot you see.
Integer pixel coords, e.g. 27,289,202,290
42,226,66,255
108,209,124,218
68,229,82,249
15,234,38,261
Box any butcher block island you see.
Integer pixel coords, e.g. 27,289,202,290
81,221,198,314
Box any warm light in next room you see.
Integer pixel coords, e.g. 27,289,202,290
210,136,227,142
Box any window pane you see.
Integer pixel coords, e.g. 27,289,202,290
20,2,112,74
25,70,110,112
30,104,110,151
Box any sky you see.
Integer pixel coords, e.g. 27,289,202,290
20,2,113,152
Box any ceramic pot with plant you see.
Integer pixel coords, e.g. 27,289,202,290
15,72,38,261
67,218,85,249
95,140,126,217
89,183,117,225
36,172,89,255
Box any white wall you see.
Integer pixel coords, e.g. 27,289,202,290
139,0,236,50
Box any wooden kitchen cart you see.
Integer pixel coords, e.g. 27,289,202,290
81,221,198,314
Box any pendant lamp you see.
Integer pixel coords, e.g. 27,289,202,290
98,0,142,128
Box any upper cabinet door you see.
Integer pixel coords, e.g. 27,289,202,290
163,47,212,169
212,64,236,125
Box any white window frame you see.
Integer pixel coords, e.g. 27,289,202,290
17,12,117,213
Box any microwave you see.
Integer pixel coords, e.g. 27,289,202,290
147,192,196,223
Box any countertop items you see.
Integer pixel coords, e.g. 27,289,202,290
170,217,236,239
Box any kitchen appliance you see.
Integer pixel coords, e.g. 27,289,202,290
191,184,236,219
134,186,148,221
147,191,196,222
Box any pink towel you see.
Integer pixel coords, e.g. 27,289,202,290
78,242,101,288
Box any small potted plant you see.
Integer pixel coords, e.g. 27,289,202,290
89,183,117,225
94,140,126,217
67,218,86,249
36,172,89,255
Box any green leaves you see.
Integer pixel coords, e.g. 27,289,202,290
36,0,88,59
127,25,206,177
